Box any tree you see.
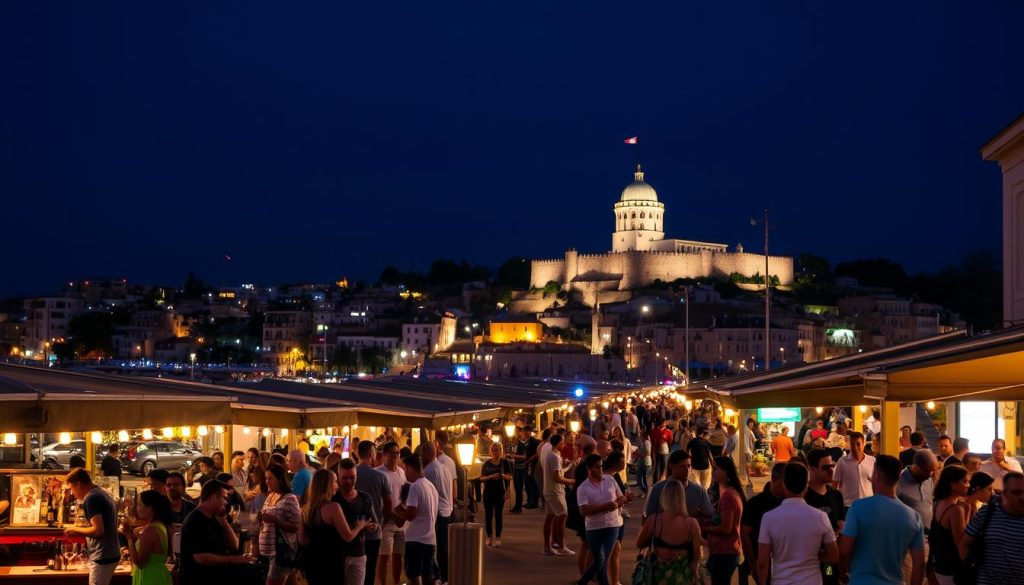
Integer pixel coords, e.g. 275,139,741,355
835,258,909,292
496,256,531,288
797,253,832,280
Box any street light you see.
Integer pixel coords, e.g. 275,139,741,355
455,439,477,526
190,352,197,380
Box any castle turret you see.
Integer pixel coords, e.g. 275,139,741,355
612,164,666,252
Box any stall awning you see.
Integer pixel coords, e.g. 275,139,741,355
0,396,235,432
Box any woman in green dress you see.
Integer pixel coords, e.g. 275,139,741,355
636,479,704,585
122,490,173,585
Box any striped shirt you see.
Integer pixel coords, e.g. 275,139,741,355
965,498,1024,585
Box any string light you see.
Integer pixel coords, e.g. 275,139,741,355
142,429,153,440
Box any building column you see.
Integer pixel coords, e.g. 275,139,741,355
222,425,233,458
85,432,96,474
880,400,901,457
852,406,865,438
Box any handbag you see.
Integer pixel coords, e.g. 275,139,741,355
955,500,995,585
631,547,655,585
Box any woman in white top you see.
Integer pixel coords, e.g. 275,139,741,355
610,426,632,484
576,453,626,585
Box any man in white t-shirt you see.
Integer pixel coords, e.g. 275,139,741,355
543,433,575,556
395,455,439,585
979,438,1023,492
833,432,875,510
376,441,407,585
422,442,455,583
575,453,625,585
758,463,838,585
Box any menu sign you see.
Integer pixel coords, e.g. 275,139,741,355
11,475,43,525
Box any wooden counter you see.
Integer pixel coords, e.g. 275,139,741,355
0,564,132,582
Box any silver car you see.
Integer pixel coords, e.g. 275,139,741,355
124,441,197,475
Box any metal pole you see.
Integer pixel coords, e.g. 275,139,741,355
684,286,690,386
763,208,771,372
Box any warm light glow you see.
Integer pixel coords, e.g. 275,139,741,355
59,432,71,444
91,431,103,443
2,433,16,446
725,409,735,419
142,429,153,440
685,400,693,410
180,426,192,438
262,427,271,437
214,425,224,434
161,427,174,438
504,423,516,439
342,425,351,435
601,401,609,409
815,407,824,414
491,435,500,443
341,451,350,459
589,408,597,421
118,430,130,442
370,426,377,435
197,425,209,437
858,405,868,414
243,426,251,434
456,440,476,466
280,428,288,438
352,424,359,430
306,429,313,436
569,420,581,434
926,401,936,411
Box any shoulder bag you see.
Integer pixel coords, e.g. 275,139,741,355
955,500,996,585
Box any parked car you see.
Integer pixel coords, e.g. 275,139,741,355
39,440,105,470
123,441,198,475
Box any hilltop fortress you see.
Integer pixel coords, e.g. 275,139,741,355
527,165,794,307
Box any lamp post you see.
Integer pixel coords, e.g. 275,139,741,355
750,209,772,371
682,286,690,386
190,352,197,380
452,438,484,585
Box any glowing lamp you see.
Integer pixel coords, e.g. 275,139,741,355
858,405,867,414
574,388,584,398
342,425,351,435
3,433,16,446
589,408,597,421
305,429,313,436
180,426,192,438
197,426,208,437
91,431,103,443
504,423,516,439
926,401,936,411
161,427,174,438
491,435,500,443
243,426,251,434
280,428,288,438
214,425,225,434
118,430,130,442
815,407,824,415
725,409,735,419
352,424,359,430
456,440,477,467
685,400,693,410
59,432,71,444
569,419,581,434
261,428,271,437
601,401,609,409
142,429,153,440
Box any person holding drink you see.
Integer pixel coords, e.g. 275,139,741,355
298,467,370,585
332,460,379,585
121,490,173,585
258,464,301,585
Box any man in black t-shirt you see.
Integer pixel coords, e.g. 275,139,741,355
100,444,122,478
688,430,714,489
332,459,378,584
740,462,784,585
805,449,845,585
510,427,529,513
899,432,925,468
522,426,542,508
180,480,248,583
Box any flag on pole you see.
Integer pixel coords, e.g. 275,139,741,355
624,136,639,144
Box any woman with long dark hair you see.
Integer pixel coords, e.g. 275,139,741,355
702,456,745,585
480,442,513,547
929,465,969,585
121,490,173,585
965,471,995,523
258,464,301,585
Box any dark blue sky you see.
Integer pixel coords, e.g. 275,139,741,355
2,2,1022,297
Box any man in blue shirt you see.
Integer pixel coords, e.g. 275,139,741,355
287,449,314,504
839,454,924,585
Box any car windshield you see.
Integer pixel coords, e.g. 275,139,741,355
137,444,149,451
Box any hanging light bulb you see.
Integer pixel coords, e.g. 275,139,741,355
926,401,936,411
91,431,103,443
342,425,351,435
262,428,271,437
3,433,16,446
214,425,225,434
180,426,192,438
815,407,824,415
59,432,71,444
243,426,251,434
858,405,868,414
352,424,359,430
197,425,209,437
161,427,174,438
118,430,130,442
280,428,288,438
142,429,153,440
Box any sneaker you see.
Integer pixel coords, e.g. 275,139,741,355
494,538,502,547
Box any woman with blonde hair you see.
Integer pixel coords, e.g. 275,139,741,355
610,426,633,484
298,468,367,585
636,478,703,584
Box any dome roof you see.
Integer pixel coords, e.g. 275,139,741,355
619,165,659,202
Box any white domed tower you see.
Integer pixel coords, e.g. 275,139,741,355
612,164,665,252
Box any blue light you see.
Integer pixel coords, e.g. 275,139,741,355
574,387,584,398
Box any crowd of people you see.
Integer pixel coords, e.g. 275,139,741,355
58,398,1024,585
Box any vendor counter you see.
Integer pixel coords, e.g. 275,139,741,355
0,563,133,583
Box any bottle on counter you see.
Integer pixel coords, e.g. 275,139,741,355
46,494,57,526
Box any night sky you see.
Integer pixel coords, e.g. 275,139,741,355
2,3,1022,297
